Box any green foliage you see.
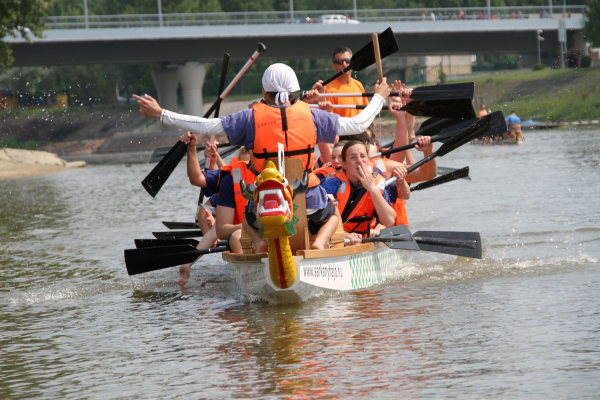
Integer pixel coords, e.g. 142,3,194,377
584,0,600,47
532,63,545,71
0,136,50,150
580,55,592,68
438,64,447,84
0,0,51,68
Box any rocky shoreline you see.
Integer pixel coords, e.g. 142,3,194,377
0,148,86,180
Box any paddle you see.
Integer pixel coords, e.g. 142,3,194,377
437,166,472,181
321,27,398,86
410,166,469,192
125,243,231,276
152,230,204,239
134,239,228,249
141,43,266,198
352,225,482,258
385,113,492,186
150,142,232,164
198,145,241,169
161,221,198,229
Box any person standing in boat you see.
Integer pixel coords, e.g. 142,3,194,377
133,63,390,252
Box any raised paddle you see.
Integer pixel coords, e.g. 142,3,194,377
152,230,204,239
141,43,266,198
351,225,482,258
135,239,227,249
372,111,504,159
321,27,398,86
410,166,469,192
150,142,232,164
125,243,231,276
385,113,492,187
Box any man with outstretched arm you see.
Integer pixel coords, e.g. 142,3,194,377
133,63,390,251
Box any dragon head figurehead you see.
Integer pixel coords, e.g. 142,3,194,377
253,161,296,239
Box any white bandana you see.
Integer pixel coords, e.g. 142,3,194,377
261,63,300,106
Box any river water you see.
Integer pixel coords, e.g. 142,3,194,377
1,127,599,398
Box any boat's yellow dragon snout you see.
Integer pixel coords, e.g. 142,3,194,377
253,161,297,288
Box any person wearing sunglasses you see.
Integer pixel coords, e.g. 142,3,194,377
312,46,369,118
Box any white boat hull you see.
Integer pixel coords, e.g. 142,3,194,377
226,243,403,304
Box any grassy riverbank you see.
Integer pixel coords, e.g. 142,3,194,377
461,68,600,122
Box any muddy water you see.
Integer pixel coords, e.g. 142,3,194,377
1,127,599,398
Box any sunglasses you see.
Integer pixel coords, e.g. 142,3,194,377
333,58,352,65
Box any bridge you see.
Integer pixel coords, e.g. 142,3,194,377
5,6,586,65
2,7,586,121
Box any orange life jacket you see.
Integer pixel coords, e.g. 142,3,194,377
252,100,320,188
313,165,336,182
229,156,240,165
216,160,255,225
334,171,387,237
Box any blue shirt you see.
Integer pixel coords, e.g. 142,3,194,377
506,114,521,129
200,169,220,198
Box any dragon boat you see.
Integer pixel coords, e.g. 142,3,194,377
222,158,409,304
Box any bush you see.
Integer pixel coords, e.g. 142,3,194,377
532,63,546,71
581,55,592,68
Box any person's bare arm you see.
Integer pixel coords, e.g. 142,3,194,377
181,132,207,188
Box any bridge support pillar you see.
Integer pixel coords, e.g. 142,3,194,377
178,62,207,117
151,66,179,132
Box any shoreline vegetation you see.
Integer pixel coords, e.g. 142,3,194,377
0,68,599,162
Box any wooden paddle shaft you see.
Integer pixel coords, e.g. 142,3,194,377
372,33,384,82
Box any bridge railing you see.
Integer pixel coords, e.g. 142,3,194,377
44,6,587,30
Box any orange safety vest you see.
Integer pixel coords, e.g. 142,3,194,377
216,160,255,225
313,165,337,181
370,157,409,228
252,100,320,188
334,171,387,237
229,156,240,165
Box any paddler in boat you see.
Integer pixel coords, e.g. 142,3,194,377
176,138,251,285
134,63,391,251
321,140,410,245
309,46,370,168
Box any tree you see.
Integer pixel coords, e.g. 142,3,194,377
0,0,51,68
584,0,600,47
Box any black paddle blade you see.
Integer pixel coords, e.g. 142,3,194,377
152,230,203,239
402,98,475,120
416,117,464,138
142,141,188,198
410,82,474,101
377,225,421,251
437,113,492,157
162,221,199,230
350,27,399,72
135,238,200,249
125,245,228,276
413,231,482,259
480,110,507,138
411,167,469,192
438,166,472,181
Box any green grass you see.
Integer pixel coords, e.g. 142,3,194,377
0,137,50,150
456,68,600,122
